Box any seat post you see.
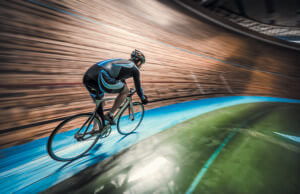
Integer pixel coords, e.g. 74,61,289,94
95,99,102,108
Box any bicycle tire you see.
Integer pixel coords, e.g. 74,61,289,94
47,113,103,161
117,102,144,135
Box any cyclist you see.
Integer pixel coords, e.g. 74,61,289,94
83,49,148,126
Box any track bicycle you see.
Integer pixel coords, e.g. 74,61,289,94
47,88,144,161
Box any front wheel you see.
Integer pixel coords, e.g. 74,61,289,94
47,113,103,161
117,102,144,135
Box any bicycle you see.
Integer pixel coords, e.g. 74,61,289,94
47,88,144,161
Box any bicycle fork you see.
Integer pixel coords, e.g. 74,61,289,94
128,101,135,121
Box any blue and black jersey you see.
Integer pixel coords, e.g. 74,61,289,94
83,58,145,100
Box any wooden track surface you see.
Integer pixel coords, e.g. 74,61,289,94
0,0,299,148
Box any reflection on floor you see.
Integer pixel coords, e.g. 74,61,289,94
274,132,300,143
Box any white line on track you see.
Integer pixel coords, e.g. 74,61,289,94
220,74,233,93
190,71,205,94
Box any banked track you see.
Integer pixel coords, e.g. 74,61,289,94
0,0,300,148
1,96,299,193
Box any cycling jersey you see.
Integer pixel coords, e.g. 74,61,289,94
83,58,145,100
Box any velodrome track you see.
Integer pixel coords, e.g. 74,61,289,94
0,0,300,193
1,96,299,193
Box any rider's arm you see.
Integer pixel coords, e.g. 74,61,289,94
132,67,145,100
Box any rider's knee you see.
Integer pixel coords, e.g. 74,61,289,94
121,86,129,95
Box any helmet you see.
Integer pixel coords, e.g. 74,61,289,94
131,49,145,65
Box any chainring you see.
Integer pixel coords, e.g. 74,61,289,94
100,125,112,138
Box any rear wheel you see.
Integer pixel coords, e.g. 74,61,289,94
117,102,144,135
47,113,103,161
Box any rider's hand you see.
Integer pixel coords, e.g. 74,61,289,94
142,95,148,105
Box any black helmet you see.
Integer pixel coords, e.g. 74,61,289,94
131,49,145,65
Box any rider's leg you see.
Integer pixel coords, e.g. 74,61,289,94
109,85,129,115
89,96,106,130
83,75,101,130
96,102,104,121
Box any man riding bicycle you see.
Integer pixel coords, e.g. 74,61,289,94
83,49,148,126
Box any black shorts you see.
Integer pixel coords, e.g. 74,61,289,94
83,74,102,102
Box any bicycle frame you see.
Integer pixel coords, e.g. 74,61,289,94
97,96,134,122
75,95,134,138
112,96,134,122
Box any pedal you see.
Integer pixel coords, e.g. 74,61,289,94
105,113,115,125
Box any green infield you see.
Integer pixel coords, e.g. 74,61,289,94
44,102,300,194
